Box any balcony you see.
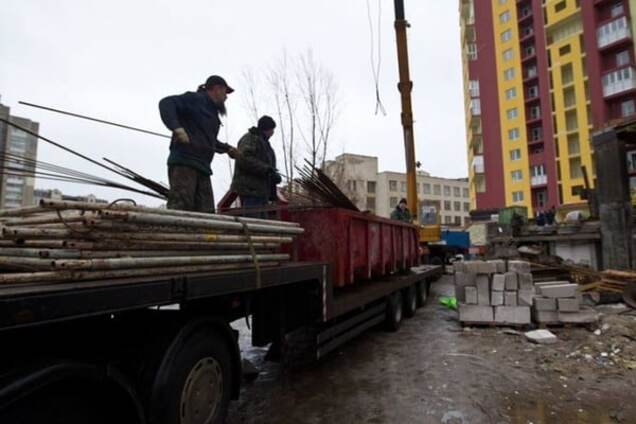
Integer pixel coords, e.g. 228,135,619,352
531,175,548,186
602,66,636,97
472,155,484,174
597,16,631,49
469,98,481,115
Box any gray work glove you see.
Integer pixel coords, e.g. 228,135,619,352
173,128,190,144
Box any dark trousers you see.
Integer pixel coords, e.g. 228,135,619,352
167,166,214,213
240,195,268,219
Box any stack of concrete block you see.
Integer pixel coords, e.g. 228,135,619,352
456,260,531,326
532,281,598,325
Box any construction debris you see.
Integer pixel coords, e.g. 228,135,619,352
0,199,303,285
524,329,558,345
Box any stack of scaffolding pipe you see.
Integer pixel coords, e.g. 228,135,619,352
0,199,303,285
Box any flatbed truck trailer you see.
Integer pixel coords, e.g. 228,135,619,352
0,261,442,424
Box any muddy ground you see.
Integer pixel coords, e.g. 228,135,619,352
228,275,636,424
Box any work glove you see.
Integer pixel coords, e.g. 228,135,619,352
269,168,283,185
227,146,239,159
173,128,190,144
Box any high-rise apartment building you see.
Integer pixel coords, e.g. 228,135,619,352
0,97,39,209
460,0,636,213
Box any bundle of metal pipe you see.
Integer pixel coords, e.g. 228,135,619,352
294,161,359,211
0,200,303,285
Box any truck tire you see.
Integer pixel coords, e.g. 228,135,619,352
403,285,417,318
385,291,403,332
416,281,428,308
149,327,233,424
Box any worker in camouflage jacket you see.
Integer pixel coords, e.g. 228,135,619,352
231,116,282,217
159,75,238,213
391,198,412,223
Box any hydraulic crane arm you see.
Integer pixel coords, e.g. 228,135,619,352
393,0,418,222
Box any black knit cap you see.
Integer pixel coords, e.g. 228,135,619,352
257,115,276,131
399,198,407,205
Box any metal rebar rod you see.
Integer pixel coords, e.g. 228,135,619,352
38,199,300,228
98,210,303,235
0,261,280,285
51,253,289,271
61,240,282,251
36,249,275,259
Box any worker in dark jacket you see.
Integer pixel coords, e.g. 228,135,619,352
391,198,412,223
159,75,238,213
231,116,281,217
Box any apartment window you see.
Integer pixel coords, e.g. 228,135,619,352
530,127,542,141
506,108,518,120
501,29,512,43
400,181,406,192
498,0,507,4
526,66,537,79
366,197,376,210
444,200,452,211
510,149,522,161
470,98,481,114
508,128,520,140
464,202,470,212
569,157,583,179
554,1,566,13
529,106,541,120
571,185,584,196
511,170,523,181
527,86,539,98
617,50,630,67
499,11,510,24
389,180,397,191
443,186,451,196
454,201,461,211
611,2,625,17
390,197,398,207
367,181,376,193
453,187,461,197
512,191,524,203
503,48,513,62
463,188,469,198
347,180,357,191
505,87,517,99
531,165,546,177
467,43,478,60
621,99,636,117
504,67,515,81
561,63,574,85
433,184,441,195
423,183,431,194
559,45,571,56
468,80,480,97
444,215,452,224
567,134,580,155
454,216,462,225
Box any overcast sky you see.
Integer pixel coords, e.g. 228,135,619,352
0,0,466,207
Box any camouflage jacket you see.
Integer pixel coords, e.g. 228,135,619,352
231,128,279,199
390,206,412,223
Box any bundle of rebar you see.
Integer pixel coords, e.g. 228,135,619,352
294,161,359,211
0,199,303,285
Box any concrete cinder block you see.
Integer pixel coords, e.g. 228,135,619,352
479,261,497,274
557,298,580,312
504,291,518,306
533,297,557,311
453,261,465,273
490,290,504,306
518,290,534,307
508,260,531,273
534,281,570,288
476,275,490,306
558,307,598,324
488,259,506,274
492,274,506,291
504,272,518,291
525,329,558,345
539,284,578,299
454,272,476,302
465,286,478,305
459,304,494,323
495,306,531,325
532,309,560,324
463,261,483,274
518,272,534,291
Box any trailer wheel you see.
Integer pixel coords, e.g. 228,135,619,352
385,291,403,332
416,281,428,308
403,285,417,318
149,328,233,424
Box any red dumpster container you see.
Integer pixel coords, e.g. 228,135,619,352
285,208,419,287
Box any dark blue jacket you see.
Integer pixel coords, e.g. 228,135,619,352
159,90,230,175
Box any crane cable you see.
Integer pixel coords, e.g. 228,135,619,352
366,0,386,116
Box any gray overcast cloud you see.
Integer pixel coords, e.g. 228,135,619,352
0,0,467,206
